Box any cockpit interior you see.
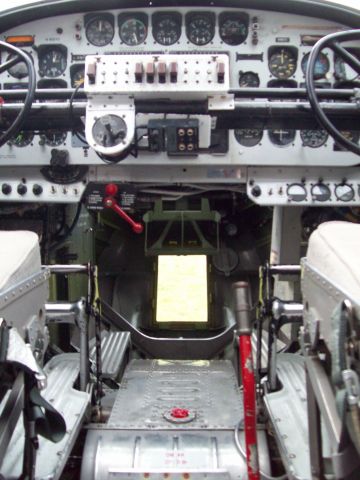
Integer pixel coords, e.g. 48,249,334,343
0,0,359,478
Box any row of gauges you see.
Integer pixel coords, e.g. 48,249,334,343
84,11,249,47
6,45,68,79
7,131,68,147
287,182,357,203
234,129,360,148
263,47,359,81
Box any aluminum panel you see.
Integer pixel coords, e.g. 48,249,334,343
0,353,90,480
108,359,243,430
81,429,270,480
264,353,311,480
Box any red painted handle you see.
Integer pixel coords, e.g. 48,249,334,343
103,196,143,234
239,334,260,480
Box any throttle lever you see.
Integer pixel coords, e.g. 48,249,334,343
103,184,143,234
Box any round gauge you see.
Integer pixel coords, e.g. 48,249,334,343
85,16,114,46
92,115,127,147
7,54,28,79
219,15,248,46
335,183,354,202
39,47,67,78
287,183,307,202
71,67,85,88
239,71,260,88
335,55,359,81
311,183,331,202
301,52,329,80
8,131,34,147
335,56,347,81
268,129,296,146
212,247,238,274
186,14,215,46
341,131,360,144
269,48,297,79
40,130,67,147
300,129,328,148
119,17,147,46
234,128,263,147
152,14,181,46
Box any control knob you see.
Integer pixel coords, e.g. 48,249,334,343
17,184,27,196
1,183,12,195
32,184,43,196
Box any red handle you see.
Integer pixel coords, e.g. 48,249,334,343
103,196,143,234
239,334,260,480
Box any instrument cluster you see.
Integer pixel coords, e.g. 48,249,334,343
83,11,249,48
0,5,359,172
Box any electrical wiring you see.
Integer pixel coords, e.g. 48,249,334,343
234,421,288,480
49,201,83,252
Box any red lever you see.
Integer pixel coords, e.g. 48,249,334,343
103,196,143,234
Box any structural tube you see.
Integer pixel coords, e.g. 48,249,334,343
233,281,260,480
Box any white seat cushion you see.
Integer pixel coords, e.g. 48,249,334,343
307,221,360,300
0,231,41,291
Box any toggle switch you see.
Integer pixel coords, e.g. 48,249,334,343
169,62,178,83
146,62,155,83
135,62,144,83
158,62,166,83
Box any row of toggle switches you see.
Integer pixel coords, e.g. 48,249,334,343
133,61,226,84
135,61,178,83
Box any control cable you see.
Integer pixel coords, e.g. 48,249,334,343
234,421,288,480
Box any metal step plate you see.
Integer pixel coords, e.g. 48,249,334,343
108,359,243,429
0,353,90,480
82,359,271,480
90,331,130,380
263,353,311,480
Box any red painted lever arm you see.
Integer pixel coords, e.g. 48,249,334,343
103,196,144,234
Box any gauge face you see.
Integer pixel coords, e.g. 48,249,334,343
287,183,307,202
335,52,360,81
119,17,147,46
335,184,354,202
301,52,330,80
269,48,297,79
7,54,28,79
152,13,181,45
311,183,331,202
341,131,360,144
39,47,67,77
8,131,34,147
92,115,127,147
41,165,88,184
268,128,296,146
234,129,263,147
239,71,260,88
86,16,114,46
40,130,67,147
219,13,248,46
186,13,215,46
300,129,328,148
71,67,85,88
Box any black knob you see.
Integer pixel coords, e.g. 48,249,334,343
17,184,27,196
251,185,262,197
50,149,69,168
1,183,12,195
32,184,43,196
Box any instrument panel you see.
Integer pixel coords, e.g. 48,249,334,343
0,4,359,205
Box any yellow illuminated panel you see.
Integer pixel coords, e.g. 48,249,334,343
156,255,208,323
